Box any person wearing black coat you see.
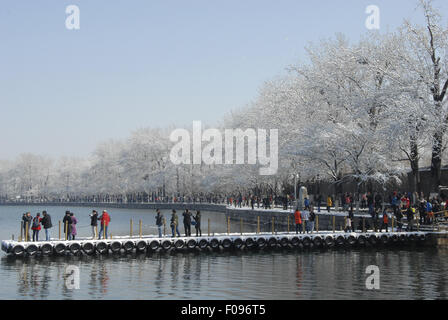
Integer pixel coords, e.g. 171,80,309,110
90,210,98,239
183,209,192,237
193,211,202,237
62,211,72,240
155,209,164,238
406,207,414,231
41,211,52,241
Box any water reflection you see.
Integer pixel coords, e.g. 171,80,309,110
1,248,448,300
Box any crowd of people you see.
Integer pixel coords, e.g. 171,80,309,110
17,189,447,242
20,208,204,242
21,209,112,242
166,209,202,238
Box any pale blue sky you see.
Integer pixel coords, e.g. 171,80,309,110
0,0,446,159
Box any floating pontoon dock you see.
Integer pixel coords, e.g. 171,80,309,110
1,230,438,257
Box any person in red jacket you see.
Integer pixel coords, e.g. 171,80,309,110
294,210,302,234
380,210,389,233
31,213,42,242
99,210,111,239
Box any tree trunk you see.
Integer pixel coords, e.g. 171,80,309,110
410,138,422,194
431,131,443,192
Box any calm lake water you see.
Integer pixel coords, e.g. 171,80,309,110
0,205,447,300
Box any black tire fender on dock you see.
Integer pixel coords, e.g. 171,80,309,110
390,234,399,244
244,238,255,249
54,243,67,255
123,240,135,253
26,244,39,256
82,242,95,255
161,240,172,250
291,237,301,247
198,239,208,249
267,237,278,248
136,240,147,252
302,236,311,247
256,237,267,248
69,242,81,255
399,234,407,243
210,238,220,249
347,236,356,246
221,238,232,249
174,239,185,249
357,235,366,246
187,239,197,249
313,236,323,248
12,244,25,256
149,240,160,251
325,236,335,247
336,236,346,246
110,241,122,253
233,238,243,249
280,237,290,248
96,241,108,254
41,243,53,255
368,235,377,245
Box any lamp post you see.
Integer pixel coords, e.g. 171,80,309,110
293,173,299,211
316,174,321,213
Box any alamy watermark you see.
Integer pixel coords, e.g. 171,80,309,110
65,265,80,289
365,5,380,30
365,265,380,290
66,5,80,30
170,121,278,175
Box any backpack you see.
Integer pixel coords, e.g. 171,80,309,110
309,212,315,222
32,218,39,228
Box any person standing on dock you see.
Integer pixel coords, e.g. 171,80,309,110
170,210,181,237
90,210,98,239
155,209,164,238
31,213,42,242
62,211,72,241
294,209,302,234
345,205,354,233
41,211,52,241
301,210,309,232
406,207,415,231
308,207,315,233
193,211,202,237
183,209,192,237
304,197,310,211
98,210,111,240
70,212,77,240
426,200,433,225
380,210,389,233
22,212,32,241
391,192,399,217
326,196,332,213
